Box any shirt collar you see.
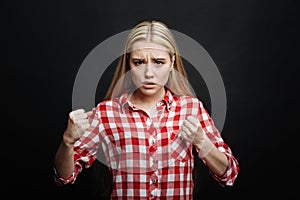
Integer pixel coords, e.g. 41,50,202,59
162,88,174,110
119,87,174,112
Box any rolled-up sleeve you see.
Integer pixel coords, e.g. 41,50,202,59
197,100,239,186
53,108,103,186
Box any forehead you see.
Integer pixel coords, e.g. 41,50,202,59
130,40,170,57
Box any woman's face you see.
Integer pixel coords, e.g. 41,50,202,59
129,40,173,97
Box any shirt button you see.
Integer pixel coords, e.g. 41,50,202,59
151,178,156,184
149,136,156,145
151,139,156,145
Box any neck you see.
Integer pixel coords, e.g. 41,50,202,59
130,87,166,107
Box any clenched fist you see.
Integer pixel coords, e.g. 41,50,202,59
63,109,93,145
179,115,214,158
179,115,204,145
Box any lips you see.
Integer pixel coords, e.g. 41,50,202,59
142,81,156,85
141,81,156,88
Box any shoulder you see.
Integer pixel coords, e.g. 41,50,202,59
95,97,121,111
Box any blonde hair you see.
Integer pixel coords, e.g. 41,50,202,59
104,20,193,100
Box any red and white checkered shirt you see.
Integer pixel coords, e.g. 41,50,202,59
54,88,239,199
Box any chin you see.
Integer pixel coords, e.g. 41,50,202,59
138,88,158,96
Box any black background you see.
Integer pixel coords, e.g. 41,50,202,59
6,0,298,199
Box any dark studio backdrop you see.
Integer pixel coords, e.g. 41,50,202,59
6,0,298,199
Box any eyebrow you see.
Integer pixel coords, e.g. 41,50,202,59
131,57,167,60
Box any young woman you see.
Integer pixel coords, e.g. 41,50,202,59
54,20,239,199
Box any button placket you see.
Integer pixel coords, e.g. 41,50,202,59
149,136,156,146
146,117,152,128
150,176,157,184
149,174,158,199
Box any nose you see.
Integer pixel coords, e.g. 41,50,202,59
144,63,154,79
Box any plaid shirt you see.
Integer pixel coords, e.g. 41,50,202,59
54,88,239,199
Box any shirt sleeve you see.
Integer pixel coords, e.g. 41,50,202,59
53,107,104,186
196,100,240,186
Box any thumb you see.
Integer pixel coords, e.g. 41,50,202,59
86,110,93,117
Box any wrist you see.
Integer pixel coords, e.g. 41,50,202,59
196,135,215,158
62,131,76,148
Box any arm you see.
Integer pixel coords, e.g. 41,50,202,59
54,135,76,179
193,134,229,177
53,109,93,182
196,132,239,186
179,101,239,186
180,116,228,176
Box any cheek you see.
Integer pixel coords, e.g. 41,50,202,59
157,69,171,84
130,69,140,83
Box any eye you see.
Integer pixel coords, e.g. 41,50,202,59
133,60,144,66
155,60,165,66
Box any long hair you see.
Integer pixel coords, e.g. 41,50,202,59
104,20,193,100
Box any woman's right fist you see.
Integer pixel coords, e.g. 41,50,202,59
63,109,92,145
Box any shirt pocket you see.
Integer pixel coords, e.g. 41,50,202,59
168,130,191,163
